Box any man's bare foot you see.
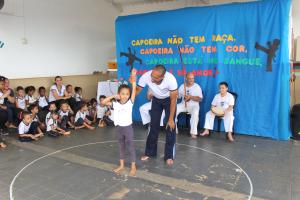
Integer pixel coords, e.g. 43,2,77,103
113,166,125,174
141,156,150,161
200,129,210,137
191,134,197,139
166,159,174,166
227,132,234,142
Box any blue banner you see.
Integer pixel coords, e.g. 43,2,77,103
115,0,291,140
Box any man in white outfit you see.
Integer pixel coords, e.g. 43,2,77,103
176,73,203,139
200,82,235,142
139,89,165,127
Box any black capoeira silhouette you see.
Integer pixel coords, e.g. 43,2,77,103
255,39,280,72
120,47,142,72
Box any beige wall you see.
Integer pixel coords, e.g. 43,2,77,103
8,73,117,100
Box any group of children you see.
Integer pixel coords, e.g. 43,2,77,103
0,80,119,146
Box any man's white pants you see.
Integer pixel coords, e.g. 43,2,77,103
176,103,199,135
204,110,234,132
139,102,165,126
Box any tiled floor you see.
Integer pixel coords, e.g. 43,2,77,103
0,125,298,200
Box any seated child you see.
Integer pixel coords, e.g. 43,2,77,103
45,102,57,123
15,86,26,122
46,111,71,137
28,103,46,132
200,82,235,142
102,69,137,176
25,86,37,107
58,100,75,130
37,86,49,122
18,111,44,142
74,102,95,130
87,98,97,124
74,87,83,102
37,86,49,110
97,95,108,127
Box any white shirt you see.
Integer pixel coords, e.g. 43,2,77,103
75,111,86,122
16,96,26,110
18,121,31,135
31,114,39,122
0,91,4,105
97,105,107,119
138,70,178,99
46,118,57,131
49,84,66,102
73,93,82,102
113,100,133,126
58,110,69,118
178,83,203,107
212,92,235,110
25,95,37,104
38,96,48,108
46,112,52,123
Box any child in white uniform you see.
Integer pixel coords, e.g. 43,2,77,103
201,82,235,142
18,112,44,142
74,103,95,130
25,86,37,107
46,111,71,137
102,69,137,176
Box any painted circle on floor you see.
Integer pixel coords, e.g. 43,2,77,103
9,140,253,200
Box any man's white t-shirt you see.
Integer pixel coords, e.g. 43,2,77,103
113,100,133,127
138,71,178,99
212,92,235,110
178,83,203,107
49,84,66,102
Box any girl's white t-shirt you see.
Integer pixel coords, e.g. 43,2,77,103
112,100,133,127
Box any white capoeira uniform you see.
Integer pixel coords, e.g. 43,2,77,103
139,101,165,126
204,92,235,132
176,83,203,135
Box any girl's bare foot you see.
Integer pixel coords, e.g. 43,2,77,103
129,163,137,176
200,129,210,137
113,166,124,174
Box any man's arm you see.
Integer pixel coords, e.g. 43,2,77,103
166,90,178,131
